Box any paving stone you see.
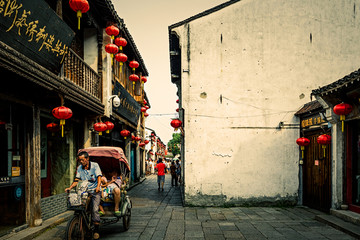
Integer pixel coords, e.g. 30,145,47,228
26,175,357,240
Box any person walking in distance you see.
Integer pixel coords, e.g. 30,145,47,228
170,161,177,187
155,158,166,191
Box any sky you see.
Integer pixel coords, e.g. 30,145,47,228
112,0,228,144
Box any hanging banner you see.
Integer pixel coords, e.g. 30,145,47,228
0,0,75,73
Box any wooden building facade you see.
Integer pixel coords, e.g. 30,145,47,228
0,0,149,233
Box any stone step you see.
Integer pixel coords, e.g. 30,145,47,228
315,214,360,239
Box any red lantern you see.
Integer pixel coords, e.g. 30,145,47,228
120,129,130,139
114,37,127,50
317,134,331,157
139,142,145,148
143,100,147,105
176,108,179,112
135,136,141,142
296,137,310,160
170,119,182,131
52,106,72,137
105,43,118,65
69,0,89,30
105,25,119,40
144,112,149,117
104,121,114,134
333,103,353,132
46,123,59,136
129,60,139,71
176,99,179,103
141,107,147,113
129,74,139,91
131,135,136,143
144,140,149,144
141,76,147,83
115,53,127,73
93,122,107,135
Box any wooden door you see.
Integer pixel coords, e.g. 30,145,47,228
303,130,331,212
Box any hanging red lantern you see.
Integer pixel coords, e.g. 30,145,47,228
176,99,179,103
141,76,147,83
120,129,130,139
296,137,310,160
129,60,139,72
93,122,107,135
104,121,114,134
115,53,127,73
114,37,127,51
105,25,119,40
333,102,353,132
144,112,149,117
131,135,136,143
144,140,150,144
52,106,73,137
46,123,59,136
105,43,118,65
135,136,141,142
176,108,179,112
141,107,146,118
317,134,331,157
143,99,147,105
129,74,139,91
139,142,145,148
69,0,89,30
170,119,182,131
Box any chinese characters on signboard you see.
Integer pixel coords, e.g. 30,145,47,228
301,115,325,128
0,0,75,73
113,81,141,126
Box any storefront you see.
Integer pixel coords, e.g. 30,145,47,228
312,69,360,214
295,101,331,212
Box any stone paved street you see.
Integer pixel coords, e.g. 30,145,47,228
34,174,356,240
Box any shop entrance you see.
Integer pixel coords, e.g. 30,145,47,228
303,129,331,213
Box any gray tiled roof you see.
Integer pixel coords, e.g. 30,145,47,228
311,68,360,96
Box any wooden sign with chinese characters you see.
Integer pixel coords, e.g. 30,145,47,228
301,114,326,128
113,81,141,126
0,0,75,73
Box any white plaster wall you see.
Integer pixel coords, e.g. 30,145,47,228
171,0,360,205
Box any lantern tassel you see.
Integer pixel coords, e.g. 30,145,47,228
340,115,345,132
301,146,305,159
60,119,65,138
77,10,82,30
322,145,326,157
120,63,123,73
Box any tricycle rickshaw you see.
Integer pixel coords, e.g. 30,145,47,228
65,146,132,240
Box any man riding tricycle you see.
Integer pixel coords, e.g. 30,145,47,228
65,147,132,240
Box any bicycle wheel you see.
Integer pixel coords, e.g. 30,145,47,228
65,215,85,240
122,207,131,231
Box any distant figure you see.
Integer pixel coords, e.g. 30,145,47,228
170,161,177,187
166,160,170,173
151,160,155,174
155,158,166,191
176,159,181,184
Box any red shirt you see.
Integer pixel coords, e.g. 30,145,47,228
155,162,166,176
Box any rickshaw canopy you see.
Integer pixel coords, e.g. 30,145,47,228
78,146,130,172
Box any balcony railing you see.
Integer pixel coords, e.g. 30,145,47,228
62,49,101,99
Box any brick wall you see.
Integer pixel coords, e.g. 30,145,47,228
40,193,67,220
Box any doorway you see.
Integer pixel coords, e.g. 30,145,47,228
303,129,331,212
